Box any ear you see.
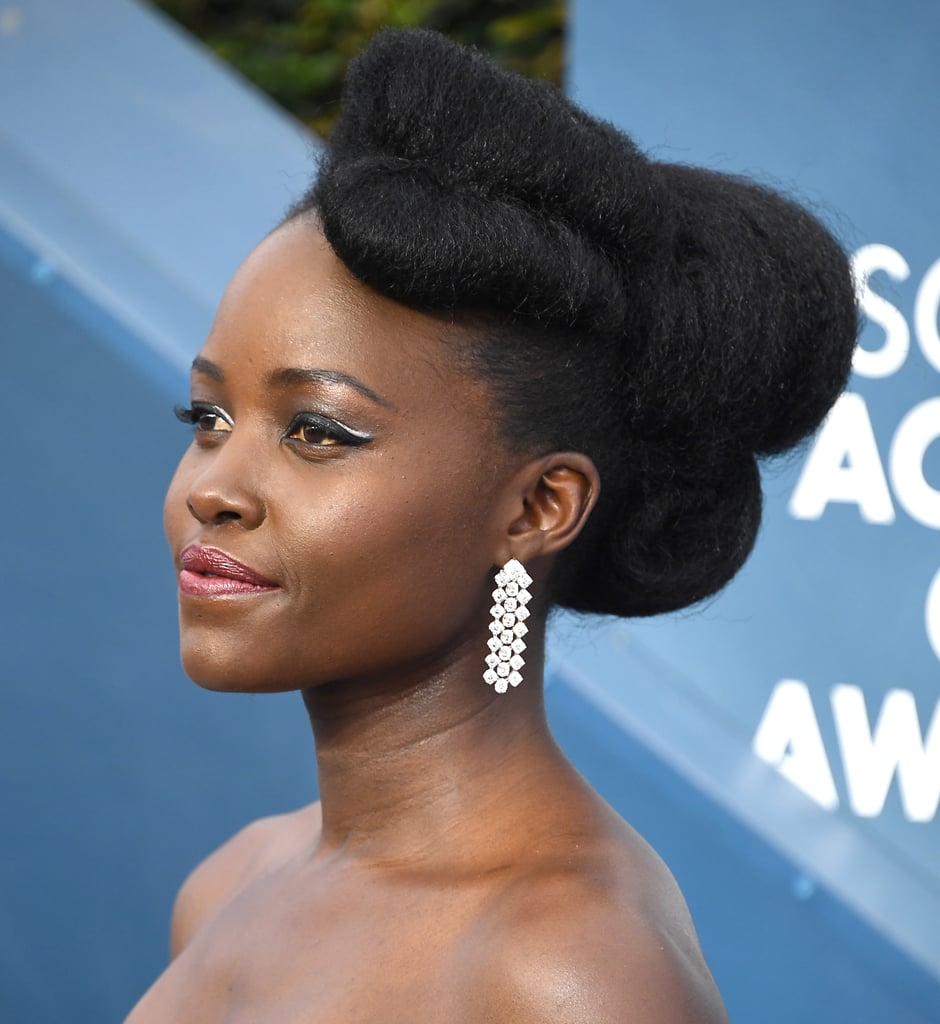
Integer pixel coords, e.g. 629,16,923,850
498,452,600,564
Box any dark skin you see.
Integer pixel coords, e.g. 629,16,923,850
127,214,730,1024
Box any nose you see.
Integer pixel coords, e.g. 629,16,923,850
184,440,267,530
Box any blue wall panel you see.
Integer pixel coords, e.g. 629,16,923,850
0,231,316,1020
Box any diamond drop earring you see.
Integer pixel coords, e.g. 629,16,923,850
484,558,532,694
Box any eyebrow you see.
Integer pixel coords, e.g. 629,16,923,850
191,357,396,411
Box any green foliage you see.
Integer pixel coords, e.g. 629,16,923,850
152,0,565,136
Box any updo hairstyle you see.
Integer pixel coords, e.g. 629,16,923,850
289,29,859,618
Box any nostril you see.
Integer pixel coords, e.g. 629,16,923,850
185,501,243,525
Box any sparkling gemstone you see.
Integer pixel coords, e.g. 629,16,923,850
494,570,508,588
496,662,510,677
513,622,528,638
501,613,516,627
511,638,526,654
500,630,514,645
490,604,504,619
489,619,502,634
492,588,507,604
517,589,531,606
517,571,532,588
509,654,525,670
515,606,530,622
485,653,499,669
484,669,498,685
503,597,518,612
508,670,523,687
487,636,501,652
495,677,508,694
504,581,519,597
498,646,513,661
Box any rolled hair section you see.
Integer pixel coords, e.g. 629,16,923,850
315,157,631,335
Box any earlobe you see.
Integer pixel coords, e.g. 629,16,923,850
505,453,600,561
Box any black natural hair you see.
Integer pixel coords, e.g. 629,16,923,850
289,28,859,618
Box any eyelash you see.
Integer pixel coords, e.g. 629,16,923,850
173,403,372,449
174,403,232,434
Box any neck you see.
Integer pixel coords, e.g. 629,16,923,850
302,623,563,869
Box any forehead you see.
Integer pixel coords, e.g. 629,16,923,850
201,214,482,415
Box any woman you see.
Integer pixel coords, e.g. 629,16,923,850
128,29,857,1023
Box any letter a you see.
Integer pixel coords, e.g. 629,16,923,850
753,680,839,811
788,393,895,525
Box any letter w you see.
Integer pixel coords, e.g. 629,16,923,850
832,685,940,822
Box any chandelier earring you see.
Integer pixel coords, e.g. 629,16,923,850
484,558,532,694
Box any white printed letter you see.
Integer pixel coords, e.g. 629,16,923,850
889,397,940,530
926,566,940,665
753,680,839,811
832,685,940,823
852,244,910,378
914,257,940,373
788,393,895,524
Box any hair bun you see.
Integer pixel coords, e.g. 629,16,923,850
294,29,859,618
626,163,859,458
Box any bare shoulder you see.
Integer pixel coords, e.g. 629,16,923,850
463,831,729,1024
169,801,321,959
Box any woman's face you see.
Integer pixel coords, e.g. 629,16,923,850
164,215,519,694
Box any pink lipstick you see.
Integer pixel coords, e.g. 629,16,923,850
178,545,279,597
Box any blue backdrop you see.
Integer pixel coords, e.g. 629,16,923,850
571,0,940,993
1,0,937,1020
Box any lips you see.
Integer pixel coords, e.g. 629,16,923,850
178,544,279,597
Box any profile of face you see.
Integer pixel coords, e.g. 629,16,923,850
163,215,527,695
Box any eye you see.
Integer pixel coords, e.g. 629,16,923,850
290,422,340,446
285,413,372,449
174,402,233,434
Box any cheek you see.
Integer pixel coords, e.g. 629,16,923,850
279,457,498,651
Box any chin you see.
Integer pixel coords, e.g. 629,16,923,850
179,635,282,694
